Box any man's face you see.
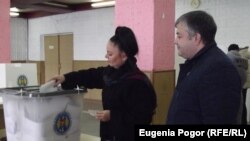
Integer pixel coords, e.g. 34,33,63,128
174,22,198,60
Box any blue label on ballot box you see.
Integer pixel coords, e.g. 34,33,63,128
54,111,71,135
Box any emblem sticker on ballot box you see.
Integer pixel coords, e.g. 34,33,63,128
54,111,71,135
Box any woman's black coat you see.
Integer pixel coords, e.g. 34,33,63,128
61,60,157,141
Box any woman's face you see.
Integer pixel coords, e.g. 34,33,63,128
105,41,127,69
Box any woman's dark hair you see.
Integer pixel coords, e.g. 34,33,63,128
110,26,139,60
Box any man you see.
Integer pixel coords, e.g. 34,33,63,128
167,11,241,124
239,46,250,124
227,44,248,124
227,44,248,87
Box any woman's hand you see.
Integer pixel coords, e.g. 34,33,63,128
50,75,65,86
96,110,110,122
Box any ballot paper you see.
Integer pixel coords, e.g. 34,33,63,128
82,109,100,117
88,110,100,117
39,80,57,93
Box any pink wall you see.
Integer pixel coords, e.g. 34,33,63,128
0,0,11,63
115,0,154,71
115,0,175,71
153,0,175,71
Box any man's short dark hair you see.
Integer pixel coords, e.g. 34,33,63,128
228,44,240,51
175,11,217,45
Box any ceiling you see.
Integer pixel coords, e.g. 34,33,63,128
11,0,115,18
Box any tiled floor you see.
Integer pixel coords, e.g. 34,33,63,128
81,99,102,137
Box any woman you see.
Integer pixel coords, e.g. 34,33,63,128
52,26,157,141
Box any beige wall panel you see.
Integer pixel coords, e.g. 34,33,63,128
27,61,45,85
152,70,175,124
144,71,153,81
73,60,108,70
74,61,108,100
0,109,5,130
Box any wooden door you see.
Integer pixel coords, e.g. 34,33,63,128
44,33,73,82
59,34,73,75
44,35,59,82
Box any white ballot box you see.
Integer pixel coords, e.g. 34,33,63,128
0,87,85,141
0,63,38,140
0,63,38,88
